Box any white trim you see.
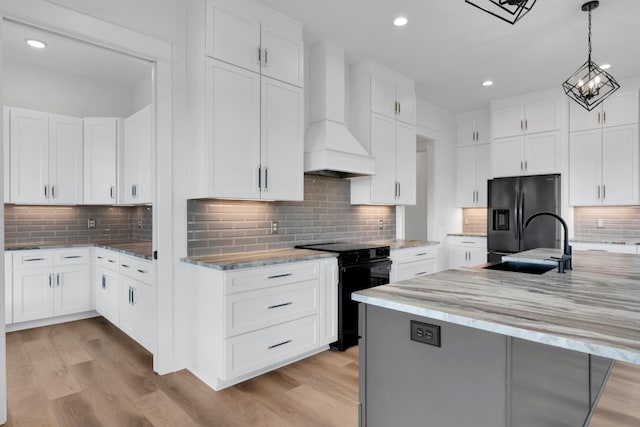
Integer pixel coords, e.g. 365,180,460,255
0,13,6,423
6,311,100,333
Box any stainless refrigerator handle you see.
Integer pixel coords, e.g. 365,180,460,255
514,190,520,241
519,188,525,245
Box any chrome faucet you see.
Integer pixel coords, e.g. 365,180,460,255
524,212,572,273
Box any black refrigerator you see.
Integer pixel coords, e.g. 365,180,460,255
487,174,561,263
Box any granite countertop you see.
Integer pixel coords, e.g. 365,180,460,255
182,248,338,270
5,240,153,260
365,239,440,249
447,233,487,238
570,238,640,246
353,250,640,364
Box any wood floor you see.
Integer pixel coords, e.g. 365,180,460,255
3,316,639,426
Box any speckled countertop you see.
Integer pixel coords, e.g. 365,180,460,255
182,248,338,270
353,250,640,364
365,239,440,249
5,240,153,260
570,238,640,246
447,233,487,238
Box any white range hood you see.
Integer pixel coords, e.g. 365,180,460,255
304,43,375,178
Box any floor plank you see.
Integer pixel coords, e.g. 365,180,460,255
134,390,200,427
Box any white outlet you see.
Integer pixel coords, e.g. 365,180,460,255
271,220,279,234
596,219,605,228
87,218,96,229
378,219,384,230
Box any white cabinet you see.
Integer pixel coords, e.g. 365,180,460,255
189,257,338,390
9,108,83,204
570,90,639,132
84,118,119,204
371,73,416,125
390,245,439,282
122,105,152,204
206,0,303,88
204,58,303,200
95,266,120,326
570,125,638,206
571,242,637,254
448,236,487,268
457,144,490,207
493,100,560,139
458,118,490,147
3,107,10,202
5,252,12,325
12,249,90,323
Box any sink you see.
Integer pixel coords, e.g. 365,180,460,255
483,261,556,275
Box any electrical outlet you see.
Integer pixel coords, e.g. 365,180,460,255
137,218,142,229
378,219,384,230
87,218,96,229
410,320,441,347
464,218,469,224
271,220,279,234
596,219,605,228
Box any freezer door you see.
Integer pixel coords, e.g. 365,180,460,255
520,175,561,251
487,177,519,254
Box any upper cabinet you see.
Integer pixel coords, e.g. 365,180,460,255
83,118,119,204
206,0,303,88
350,61,417,205
121,105,153,204
456,112,490,207
191,0,304,201
491,97,562,178
569,90,639,132
9,107,83,204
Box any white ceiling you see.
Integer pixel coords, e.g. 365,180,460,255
257,0,640,113
2,20,151,90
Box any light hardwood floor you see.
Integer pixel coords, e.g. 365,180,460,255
3,316,638,426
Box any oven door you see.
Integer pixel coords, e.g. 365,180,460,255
335,258,391,351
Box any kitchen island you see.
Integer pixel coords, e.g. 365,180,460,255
353,250,640,427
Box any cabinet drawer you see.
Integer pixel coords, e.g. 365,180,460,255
448,236,487,248
95,248,119,269
13,251,53,269
224,315,319,380
571,243,637,254
225,279,319,337
224,260,319,294
55,248,90,266
397,259,437,281
119,255,154,285
394,246,438,264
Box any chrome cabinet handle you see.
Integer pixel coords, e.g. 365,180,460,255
268,273,292,279
603,185,606,200
603,111,606,125
415,253,427,257
264,167,268,191
25,257,45,262
63,255,82,259
101,275,106,289
97,256,104,259
397,101,401,115
520,120,523,131
598,112,601,125
525,160,528,171
525,119,528,130
49,273,53,288
51,185,56,199
121,264,131,269
132,288,136,305
56,273,60,287
398,182,401,198
520,161,523,171
415,272,427,276
597,185,601,199
137,269,147,274
108,259,116,264
110,186,115,199
268,302,293,310
44,185,48,198
257,46,261,64
268,339,292,350
258,166,262,190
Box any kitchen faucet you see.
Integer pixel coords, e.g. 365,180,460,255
524,212,572,273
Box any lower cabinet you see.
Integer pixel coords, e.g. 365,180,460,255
5,252,12,324
95,265,120,325
119,276,154,353
390,244,439,282
448,236,487,268
188,257,338,390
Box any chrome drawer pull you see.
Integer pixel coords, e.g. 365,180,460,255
461,241,476,244
415,253,427,256
137,269,147,274
268,273,292,279
267,339,292,350
108,259,116,263
268,302,293,310
25,258,45,262
63,255,82,259
415,272,428,276
97,256,104,259
121,264,131,268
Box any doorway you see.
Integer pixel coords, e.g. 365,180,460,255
405,136,433,240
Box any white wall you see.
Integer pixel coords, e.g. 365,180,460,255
3,61,142,117
132,75,153,113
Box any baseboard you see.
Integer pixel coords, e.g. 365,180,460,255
6,311,100,332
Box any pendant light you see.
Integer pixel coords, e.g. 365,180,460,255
465,0,537,25
562,1,619,111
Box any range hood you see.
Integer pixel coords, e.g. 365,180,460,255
304,43,375,178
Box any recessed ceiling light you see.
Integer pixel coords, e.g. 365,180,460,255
25,39,47,49
482,80,494,87
393,16,408,27
600,64,611,70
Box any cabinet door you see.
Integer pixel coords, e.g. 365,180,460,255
468,247,488,267
371,76,397,119
395,86,416,125
492,136,523,178
320,259,338,346
13,268,54,322
458,120,477,148
54,264,90,316
84,118,118,204
95,266,119,325
49,114,83,204
395,121,416,205
10,107,49,204
206,58,261,199
601,125,638,205
570,102,601,132
569,129,602,206
132,282,155,353
456,146,477,207
603,91,639,128
260,77,304,201
523,131,560,176
5,253,12,325
122,106,152,204
524,100,559,134
476,144,491,207
260,21,304,87
205,0,261,73
95,268,108,317
3,107,9,202
448,247,469,269
492,105,523,139
119,277,136,338
370,113,397,204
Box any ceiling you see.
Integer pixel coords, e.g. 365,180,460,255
2,20,151,90
257,0,640,113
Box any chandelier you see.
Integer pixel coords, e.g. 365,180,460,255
465,0,537,25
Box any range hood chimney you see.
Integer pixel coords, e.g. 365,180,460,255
304,43,375,178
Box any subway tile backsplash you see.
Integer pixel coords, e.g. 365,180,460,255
5,205,152,245
462,208,487,235
187,175,396,256
573,206,640,241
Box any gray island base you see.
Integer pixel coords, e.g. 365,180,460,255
354,250,640,427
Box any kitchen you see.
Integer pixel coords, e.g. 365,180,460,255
1,0,640,426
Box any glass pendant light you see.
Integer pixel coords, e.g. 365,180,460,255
465,0,537,25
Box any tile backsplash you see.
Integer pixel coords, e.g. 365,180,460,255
187,175,396,256
5,205,152,245
573,206,640,241
462,208,487,235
